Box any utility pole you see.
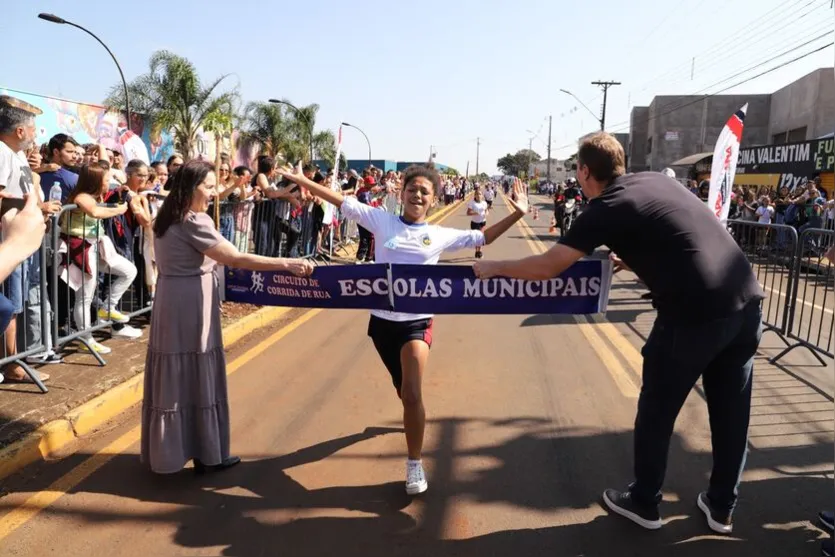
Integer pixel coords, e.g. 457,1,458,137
528,138,534,179
546,115,552,183
475,137,480,179
592,80,621,130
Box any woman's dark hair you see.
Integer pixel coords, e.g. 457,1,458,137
257,156,274,176
154,160,214,238
68,163,109,204
402,164,440,193
151,161,166,172
233,165,251,177
167,154,184,166
313,172,326,184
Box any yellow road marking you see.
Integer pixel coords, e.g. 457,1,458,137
504,192,642,396
0,192,470,542
0,425,140,540
575,316,641,398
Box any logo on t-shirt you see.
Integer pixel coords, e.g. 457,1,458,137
421,233,432,247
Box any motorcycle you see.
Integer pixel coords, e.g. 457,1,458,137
557,194,582,234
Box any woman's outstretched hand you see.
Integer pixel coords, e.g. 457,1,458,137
284,258,315,277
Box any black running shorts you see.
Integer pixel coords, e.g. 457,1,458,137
470,221,486,231
368,315,433,393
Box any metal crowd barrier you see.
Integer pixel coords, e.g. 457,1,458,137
226,199,322,260
48,204,152,366
0,239,51,393
728,220,833,364
727,220,798,339
771,227,834,364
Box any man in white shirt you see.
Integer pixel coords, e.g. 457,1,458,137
0,96,61,383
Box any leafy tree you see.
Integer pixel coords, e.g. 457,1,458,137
105,50,237,158
497,149,541,176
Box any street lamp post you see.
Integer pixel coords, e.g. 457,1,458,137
268,98,314,162
341,122,372,166
560,88,602,131
38,13,132,131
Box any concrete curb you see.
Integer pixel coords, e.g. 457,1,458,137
0,196,469,481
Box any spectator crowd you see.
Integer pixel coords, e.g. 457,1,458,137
0,94,482,383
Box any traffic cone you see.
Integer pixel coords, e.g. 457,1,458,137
533,207,539,221
549,216,557,234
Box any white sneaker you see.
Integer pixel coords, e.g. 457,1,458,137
25,351,64,365
405,460,428,495
112,324,142,339
78,339,112,355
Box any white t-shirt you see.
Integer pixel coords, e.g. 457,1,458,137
484,189,494,202
340,196,485,322
0,140,35,198
756,205,774,224
468,200,488,224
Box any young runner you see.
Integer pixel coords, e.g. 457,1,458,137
483,184,495,209
467,189,489,259
277,163,528,495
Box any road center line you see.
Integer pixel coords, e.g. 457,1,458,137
506,192,641,397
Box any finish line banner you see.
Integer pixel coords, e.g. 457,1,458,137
224,261,612,315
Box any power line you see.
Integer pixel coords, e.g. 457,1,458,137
641,6,831,97
552,41,833,153
630,0,689,48
629,0,825,95
631,0,820,92
605,29,833,133
608,41,833,136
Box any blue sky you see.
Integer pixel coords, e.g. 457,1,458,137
1,0,833,173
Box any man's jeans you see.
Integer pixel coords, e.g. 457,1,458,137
631,301,763,513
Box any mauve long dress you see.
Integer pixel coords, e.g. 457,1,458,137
141,211,229,473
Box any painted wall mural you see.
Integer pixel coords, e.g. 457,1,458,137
2,87,268,171
0,86,175,164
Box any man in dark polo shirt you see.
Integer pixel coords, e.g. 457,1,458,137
474,132,764,535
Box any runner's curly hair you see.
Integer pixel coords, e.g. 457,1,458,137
154,160,214,237
402,164,440,193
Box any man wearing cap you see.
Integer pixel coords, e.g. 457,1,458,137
0,96,61,383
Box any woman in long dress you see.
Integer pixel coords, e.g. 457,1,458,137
141,160,314,474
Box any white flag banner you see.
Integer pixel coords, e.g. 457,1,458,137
707,104,747,222
322,124,343,225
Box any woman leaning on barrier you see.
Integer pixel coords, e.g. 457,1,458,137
61,163,139,356
141,160,313,475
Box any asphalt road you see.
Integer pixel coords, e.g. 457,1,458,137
0,193,831,557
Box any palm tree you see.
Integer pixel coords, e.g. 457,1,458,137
104,50,237,158
242,100,338,166
239,101,297,162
